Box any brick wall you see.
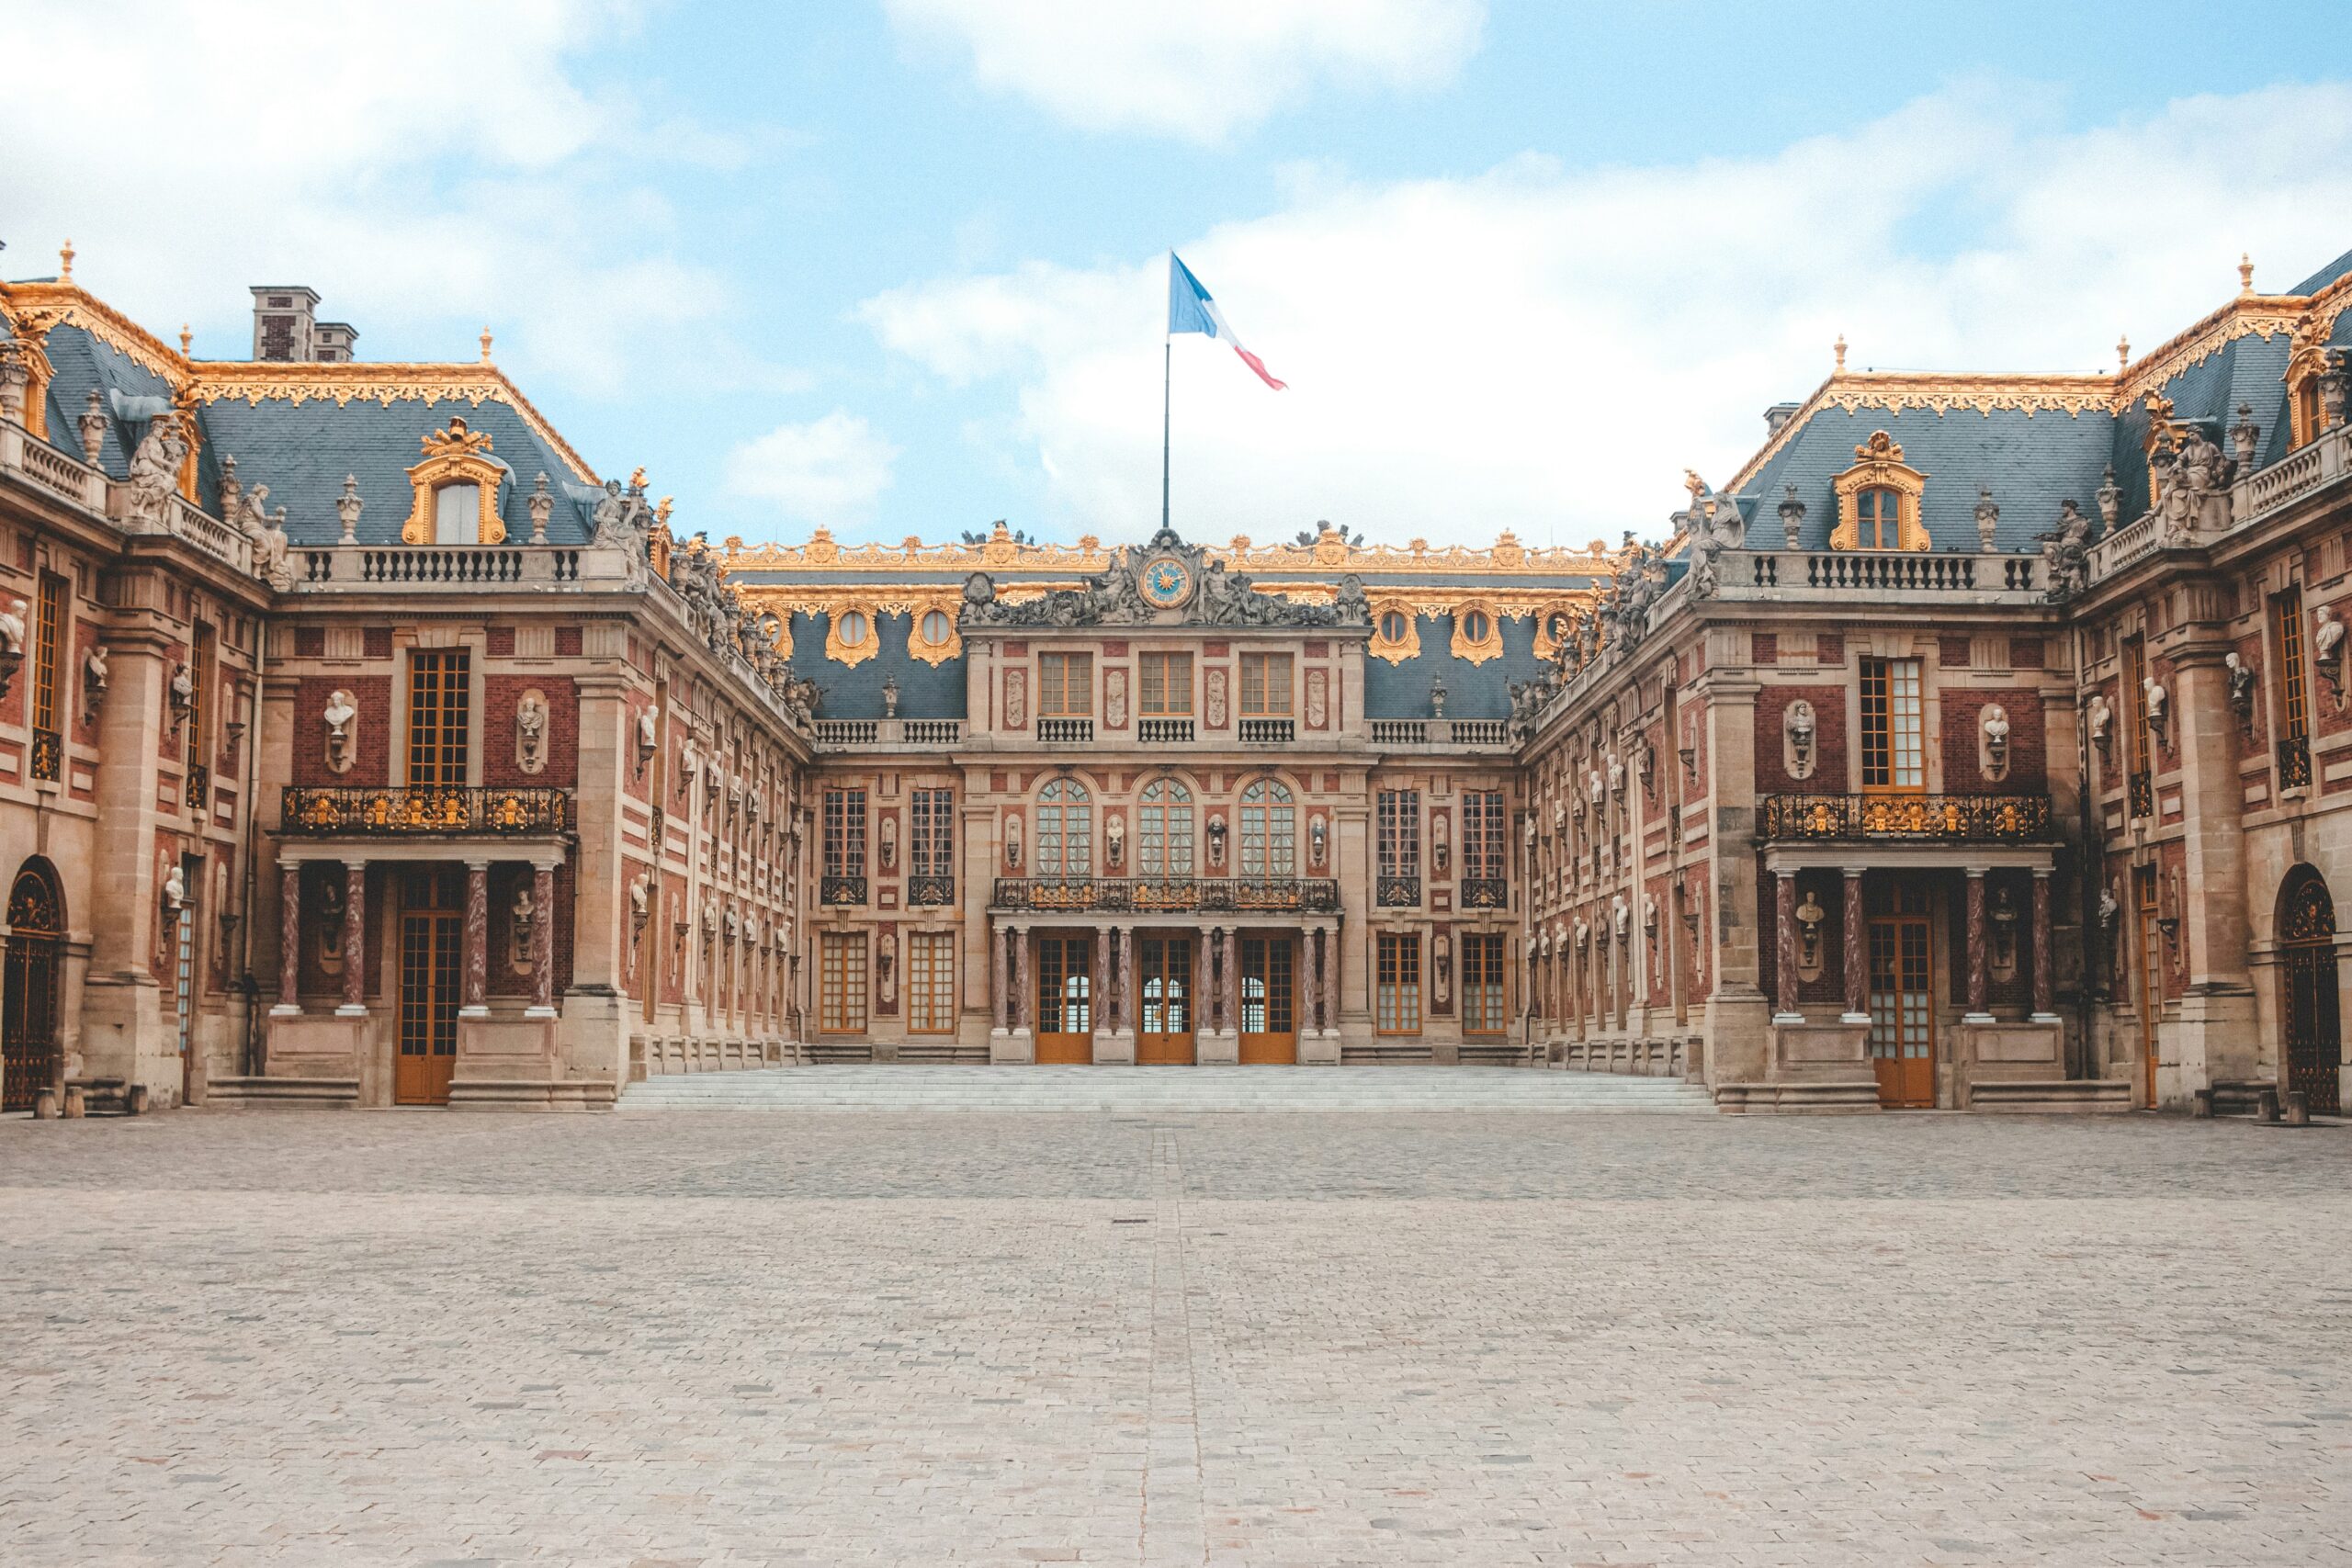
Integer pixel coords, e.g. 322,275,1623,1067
483,675,578,788
1753,684,1847,793
1939,687,2045,792
293,675,390,786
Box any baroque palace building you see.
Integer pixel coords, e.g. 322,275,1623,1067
0,243,2347,1114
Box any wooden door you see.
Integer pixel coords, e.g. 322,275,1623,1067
1035,933,1093,1064
1238,933,1296,1065
396,909,461,1105
1866,914,1934,1108
1136,934,1195,1065
2134,866,2162,1109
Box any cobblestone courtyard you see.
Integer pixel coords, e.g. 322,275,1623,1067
3,1109,2349,1567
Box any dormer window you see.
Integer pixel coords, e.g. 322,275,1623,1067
1856,486,1902,548
1830,432,1928,552
434,482,482,543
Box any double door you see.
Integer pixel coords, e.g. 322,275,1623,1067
1238,933,1296,1065
1866,912,1934,1109
1137,935,1194,1065
396,868,463,1106
1035,934,1093,1064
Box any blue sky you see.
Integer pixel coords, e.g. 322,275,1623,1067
8,1,2352,547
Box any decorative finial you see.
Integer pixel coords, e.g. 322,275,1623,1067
480,326,493,362
1833,333,1847,372
2239,253,2255,295
179,323,192,357
59,239,74,281
629,465,649,490
2116,334,2130,373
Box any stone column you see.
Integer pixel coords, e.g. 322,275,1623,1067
1225,927,1241,1034
1841,869,1869,1022
2030,868,2056,1021
992,924,1009,1031
1773,871,1799,1021
1306,929,1323,1032
338,861,368,1017
1963,868,1990,1021
274,863,301,1016
1119,926,1135,1033
1095,925,1111,1034
461,862,490,1018
1323,926,1340,1033
529,863,557,1016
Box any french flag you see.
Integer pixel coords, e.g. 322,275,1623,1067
1168,253,1285,389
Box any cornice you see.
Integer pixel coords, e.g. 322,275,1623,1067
718,525,1623,581
0,279,189,384
186,362,597,484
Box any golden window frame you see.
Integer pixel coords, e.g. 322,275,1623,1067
1448,600,1505,665
1829,430,1929,551
401,417,507,545
1369,600,1420,664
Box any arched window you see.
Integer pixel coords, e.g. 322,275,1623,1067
920,609,950,644
1036,778,1091,878
836,610,868,649
1857,486,1901,549
433,482,481,543
1380,610,1408,643
1239,778,1295,879
1139,778,1193,878
1461,609,1490,643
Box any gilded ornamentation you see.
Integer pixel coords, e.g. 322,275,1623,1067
821,604,879,669
400,418,506,545
185,361,598,482
1369,600,1420,664
1447,600,1504,665
1829,430,1929,552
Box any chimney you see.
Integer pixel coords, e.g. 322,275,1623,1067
251,287,319,361
1763,401,1802,436
312,321,359,362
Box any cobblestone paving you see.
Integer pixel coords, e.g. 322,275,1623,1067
3,1109,2349,1566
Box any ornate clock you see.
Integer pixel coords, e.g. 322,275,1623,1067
1140,554,1193,609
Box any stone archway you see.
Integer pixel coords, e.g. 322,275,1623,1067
2,858,66,1112
2278,864,2341,1117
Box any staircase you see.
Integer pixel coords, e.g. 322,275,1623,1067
618,1065,1718,1113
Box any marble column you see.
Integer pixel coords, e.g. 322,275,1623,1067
1118,926,1135,1034
1964,868,1990,1020
337,861,367,1016
2030,869,2056,1019
1322,927,1340,1032
1772,871,1799,1021
530,863,556,1015
1841,869,1868,1021
1306,930,1323,1032
993,925,1010,1030
1014,928,1032,1031
1225,928,1240,1034
461,862,489,1018
1095,926,1111,1034
275,863,301,1015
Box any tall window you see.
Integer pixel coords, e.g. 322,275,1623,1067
1376,932,1422,1034
2122,636,2153,780
2295,377,2329,450
1240,652,1293,715
1462,790,1506,882
910,788,955,878
1462,933,1508,1034
1139,777,1193,876
823,788,867,877
2276,589,2312,750
1377,789,1420,877
1036,778,1091,877
1857,487,1901,549
1859,657,1923,789
1139,651,1193,715
406,649,471,785
1239,778,1295,877
820,931,868,1032
1038,652,1092,716
186,622,216,779
907,931,955,1033
30,573,64,739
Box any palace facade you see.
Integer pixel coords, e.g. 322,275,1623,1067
1,244,2347,1113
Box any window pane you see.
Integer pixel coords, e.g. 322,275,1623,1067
434,483,479,544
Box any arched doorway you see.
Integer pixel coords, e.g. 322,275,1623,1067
2278,866,2342,1116
3,859,65,1112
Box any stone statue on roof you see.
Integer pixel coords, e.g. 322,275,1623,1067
241,482,294,592
2039,500,2092,603
121,413,190,534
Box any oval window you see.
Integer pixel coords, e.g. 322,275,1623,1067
920,609,951,644
1462,610,1491,642
837,610,868,647
1379,610,1408,642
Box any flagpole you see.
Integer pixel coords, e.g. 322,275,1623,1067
1160,334,1171,535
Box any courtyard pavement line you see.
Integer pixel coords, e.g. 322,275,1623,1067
1143,1126,1207,1565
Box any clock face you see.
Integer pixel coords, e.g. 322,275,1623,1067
1141,556,1192,608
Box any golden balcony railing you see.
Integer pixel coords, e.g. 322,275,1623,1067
1759,792,2052,842
281,784,573,836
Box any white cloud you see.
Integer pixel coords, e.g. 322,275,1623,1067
883,0,1485,141
0,0,763,400
860,82,2352,547
726,412,900,523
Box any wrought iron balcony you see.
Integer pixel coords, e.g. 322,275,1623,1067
991,876,1341,915
820,874,868,907
908,874,956,907
1759,792,2052,842
28,726,61,784
186,762,209,809
2278,735,2312,790
1376,874,1421,908
282,784,572,836
1458,876,1509,910
2128,771,2154,819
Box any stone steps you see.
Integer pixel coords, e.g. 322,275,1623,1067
618,1065,1718,1113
